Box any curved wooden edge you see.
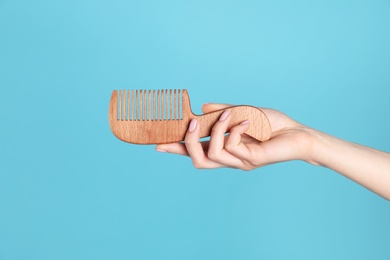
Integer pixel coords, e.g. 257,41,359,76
108,89,272,144
194,105,272,142
108,90,123,141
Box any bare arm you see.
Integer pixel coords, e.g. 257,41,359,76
310,130,390,200
156,104,390,201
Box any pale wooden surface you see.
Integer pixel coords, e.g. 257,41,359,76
109,90,272,144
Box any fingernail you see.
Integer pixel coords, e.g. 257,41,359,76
203,103,211,106
219,110,230,121
189,118,197,132
156,149,166,152
240,120,249,125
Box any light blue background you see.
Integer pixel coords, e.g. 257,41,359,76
1,0,390,259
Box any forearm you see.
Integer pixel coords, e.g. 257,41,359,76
308,129,390,200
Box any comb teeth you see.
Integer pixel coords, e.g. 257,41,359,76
117,89,183,121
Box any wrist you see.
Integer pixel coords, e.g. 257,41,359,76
302,127,336,166
298,127,325,166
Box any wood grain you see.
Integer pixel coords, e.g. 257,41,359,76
109,89,272,144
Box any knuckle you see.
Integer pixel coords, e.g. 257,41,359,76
207,151,219,161
224,142,235,152
192,160,205,169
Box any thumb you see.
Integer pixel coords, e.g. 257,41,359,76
201,103,234,114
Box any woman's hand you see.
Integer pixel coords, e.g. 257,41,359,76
156,103,390,200
155,104,317,170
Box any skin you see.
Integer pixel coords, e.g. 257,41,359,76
156,104,390,201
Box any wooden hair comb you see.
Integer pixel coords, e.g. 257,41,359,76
108,89,271,144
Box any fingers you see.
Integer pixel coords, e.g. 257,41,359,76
224,120,254,162
156,143,188,156
157,107,262,170
206,110,246,168
184,118,223,169
156,141,209,156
